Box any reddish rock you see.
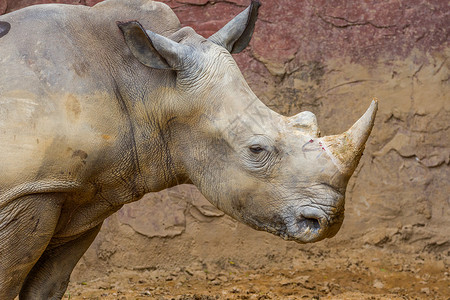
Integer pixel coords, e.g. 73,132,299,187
0,1,6,14
85,0,102,6
173,0,209,5
164,0,449,64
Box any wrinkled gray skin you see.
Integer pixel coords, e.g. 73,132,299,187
0,0,377,299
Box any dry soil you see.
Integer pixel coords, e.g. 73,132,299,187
66,246,449,300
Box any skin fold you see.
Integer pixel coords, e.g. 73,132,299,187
0,0,377,299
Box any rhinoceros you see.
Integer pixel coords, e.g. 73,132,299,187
0,0,377,298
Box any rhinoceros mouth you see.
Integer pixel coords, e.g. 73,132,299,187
241,205,343,243
254,207,342,243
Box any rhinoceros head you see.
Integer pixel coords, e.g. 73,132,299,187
118,1,377,243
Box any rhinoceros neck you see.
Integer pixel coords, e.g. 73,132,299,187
106,71,192,196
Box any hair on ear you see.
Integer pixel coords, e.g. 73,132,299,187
117,21,172,69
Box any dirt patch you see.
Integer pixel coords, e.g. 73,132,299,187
66,246,449,299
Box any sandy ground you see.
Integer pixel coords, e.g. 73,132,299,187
65,246,449,300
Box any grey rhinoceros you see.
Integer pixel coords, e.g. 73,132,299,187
0,0,377,298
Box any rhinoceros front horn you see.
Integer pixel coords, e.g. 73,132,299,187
322,100,378,176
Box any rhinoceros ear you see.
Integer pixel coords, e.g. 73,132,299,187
208,0,260,54
118,21,183,70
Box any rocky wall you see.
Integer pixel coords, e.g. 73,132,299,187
2,0,449,278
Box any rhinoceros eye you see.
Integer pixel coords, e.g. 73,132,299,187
249,145,264,154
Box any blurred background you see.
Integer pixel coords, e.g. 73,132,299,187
2,0,449,298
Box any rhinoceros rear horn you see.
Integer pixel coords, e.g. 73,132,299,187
321,100,378,176
118,21,184,70
208,0,260,54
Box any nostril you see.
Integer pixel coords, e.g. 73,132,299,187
297,216,321,232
